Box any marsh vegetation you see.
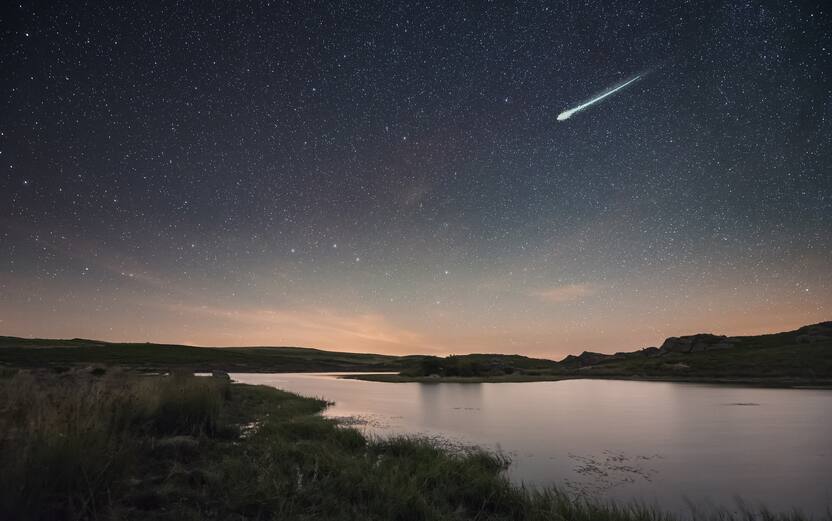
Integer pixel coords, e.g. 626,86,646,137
0,368,825,520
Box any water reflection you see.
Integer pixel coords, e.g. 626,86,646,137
233,373,832,515
419,383,483,428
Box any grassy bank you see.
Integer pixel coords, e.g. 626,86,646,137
1,369,825,520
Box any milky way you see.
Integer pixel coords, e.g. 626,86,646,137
1,1,830,357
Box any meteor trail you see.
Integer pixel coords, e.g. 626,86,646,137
557,74,643,121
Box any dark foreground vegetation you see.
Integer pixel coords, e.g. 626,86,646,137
0,369,825,520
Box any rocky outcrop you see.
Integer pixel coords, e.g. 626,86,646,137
560,351,612,367
658,334,736,354
556,321,831,370
642,346,661,357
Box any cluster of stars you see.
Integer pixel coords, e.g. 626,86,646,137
0,0,829,355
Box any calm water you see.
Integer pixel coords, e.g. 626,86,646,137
232,373,832,515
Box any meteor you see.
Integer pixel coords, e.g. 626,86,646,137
557,74,643,121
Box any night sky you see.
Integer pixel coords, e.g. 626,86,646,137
1,1,830,357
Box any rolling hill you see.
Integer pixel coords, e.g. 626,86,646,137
1,321,830,385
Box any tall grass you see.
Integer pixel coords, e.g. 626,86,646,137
0,369,229,520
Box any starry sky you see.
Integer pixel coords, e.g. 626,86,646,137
1,1,830,358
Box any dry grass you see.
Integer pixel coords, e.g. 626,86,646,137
0,368,229,520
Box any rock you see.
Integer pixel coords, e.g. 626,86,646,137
559,351,612,367
611,346,659,359
575,351,612,366
553,321,831,372
659,334,731,354
690,342,707,353
561,346,662,367
642,347,661,357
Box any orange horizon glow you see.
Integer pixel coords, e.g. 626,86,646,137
2,219,829,360
2,275,828,360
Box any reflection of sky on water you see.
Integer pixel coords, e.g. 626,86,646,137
234,373,832,515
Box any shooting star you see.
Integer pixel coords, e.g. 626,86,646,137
557,74,644,121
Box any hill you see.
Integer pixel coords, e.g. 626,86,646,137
2,322,830,385
367,322,832,386
557,321,832,382
0,336,402,373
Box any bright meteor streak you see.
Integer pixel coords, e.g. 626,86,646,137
557,74,643,121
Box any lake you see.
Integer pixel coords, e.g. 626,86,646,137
232,373,832,516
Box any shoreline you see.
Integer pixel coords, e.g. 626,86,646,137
340,373,832,389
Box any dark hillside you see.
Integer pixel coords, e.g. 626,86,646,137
0,337,403,373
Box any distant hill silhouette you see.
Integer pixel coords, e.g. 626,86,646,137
1,321,830,383
391,322,832,384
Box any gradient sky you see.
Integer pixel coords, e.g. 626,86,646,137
1,1,830,359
